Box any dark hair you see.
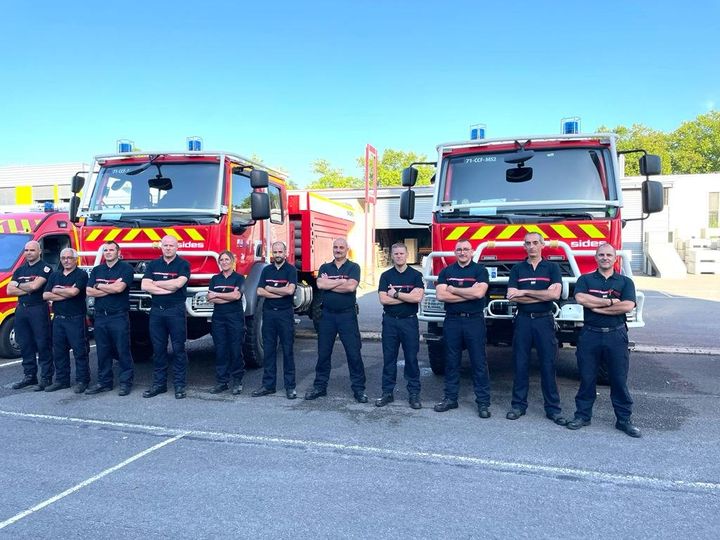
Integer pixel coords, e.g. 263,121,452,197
104,241,120,251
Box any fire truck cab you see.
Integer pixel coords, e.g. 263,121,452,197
0,211,77,358
400,132,664,374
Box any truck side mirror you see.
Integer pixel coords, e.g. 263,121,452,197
639,154,661,176
71,174,85,194
69,195,81,223
641,180,664,214
251,191,270,220
401,167,418,187
400,190,415,220
250,170,269,188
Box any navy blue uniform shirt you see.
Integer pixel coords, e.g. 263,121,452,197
46,267,88,316
209,271,245,315
13,259,52,306
319,259,361,311
259,262,297,310
575,270,636,327
437,261,489,314
143,256,191,308
88,260,135,313
378,265,424,317
508,259,562,314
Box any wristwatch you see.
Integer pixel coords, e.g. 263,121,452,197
393,290,400,299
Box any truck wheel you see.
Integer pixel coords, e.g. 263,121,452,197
310,292,322,333
427,340,445,375
243,298,264,369
0,316,21,359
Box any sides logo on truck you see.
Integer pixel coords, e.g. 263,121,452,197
84,227,206,247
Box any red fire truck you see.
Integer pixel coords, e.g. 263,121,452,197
399,132,664,374
67,145,353,365
0,211,78,358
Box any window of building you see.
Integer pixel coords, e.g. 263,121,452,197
709,192,719,228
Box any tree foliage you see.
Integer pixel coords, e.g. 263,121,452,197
599,111,720,176
306,159,363,189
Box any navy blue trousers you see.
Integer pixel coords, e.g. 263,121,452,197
443,315,490,405
94,312,134,388
15,303,53,381
211,311,245,384
381,314,420,395
574,326,633,422
52,315,90,385
313,309,366,394
261,308,295,391
511,314,562,415
149,304,188,388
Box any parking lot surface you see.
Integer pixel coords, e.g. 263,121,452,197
1,334,719,538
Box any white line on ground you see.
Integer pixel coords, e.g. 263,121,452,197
0,360,22,368
0,410,717,495
0,430,188,530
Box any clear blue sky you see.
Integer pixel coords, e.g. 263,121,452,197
1,1,718,186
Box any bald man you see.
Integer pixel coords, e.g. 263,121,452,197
8,241,53,390
141,236,191,399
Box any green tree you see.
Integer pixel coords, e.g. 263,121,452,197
356,148,434,187
306,159,363,189
597,123,672,176
669,110,720,174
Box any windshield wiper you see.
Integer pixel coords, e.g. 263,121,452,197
536,212,595,221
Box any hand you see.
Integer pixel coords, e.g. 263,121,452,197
387,286,397,297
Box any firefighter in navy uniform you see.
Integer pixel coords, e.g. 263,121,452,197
42,248,90,393
434,239,491,417
567,243,642,438
8,240,53,390
375,242,425,409
506,232,567,425
305,238,367,403
252,241,298,400
86,241,135,396
141,236,191,400
207,250,245,395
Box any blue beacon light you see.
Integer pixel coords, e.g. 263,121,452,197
470,123,486,140
187,136,203,151
561,117,581,134
117,139,134,153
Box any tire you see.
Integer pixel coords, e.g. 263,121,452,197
427,339,445,375
243,297,264,369
0,316,21,359
310,291,322,333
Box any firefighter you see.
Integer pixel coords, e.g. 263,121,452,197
506,232,567,425
434,239,491,417
207,250,245,395
567,243,641,438
375,242,424,409
251,241,298,400
8,240,53,390
42,248,90,393
86,241,135,395
304,238,367,403
141,235,191,400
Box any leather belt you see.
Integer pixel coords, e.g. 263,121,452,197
95,309,126,316
584,324,626,333
519,311,553,319
323,307,355,314
446,312,483,318
383,313,417,319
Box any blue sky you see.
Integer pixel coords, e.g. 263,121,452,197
1,1,718,186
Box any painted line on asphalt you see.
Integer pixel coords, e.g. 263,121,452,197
0,409,718,495
0,360,22,368
0,430,187,530
297,331,720,355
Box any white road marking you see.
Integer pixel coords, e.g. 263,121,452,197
0,360,22,368
632,345,720,355
0,430,187,530
0,410,717,495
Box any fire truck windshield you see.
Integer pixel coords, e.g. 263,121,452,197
438,147,618,219
85,162,221,222
0,233,33,271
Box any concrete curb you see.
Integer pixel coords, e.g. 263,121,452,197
296,331,720,356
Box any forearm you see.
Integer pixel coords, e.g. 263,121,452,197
53,288,80,298
7,284,24,296
87,287,108,298
397,290,423,304
43,292,64,302
317,279,339,291
592,300,635,315
333,282,358,293
575,293,611,309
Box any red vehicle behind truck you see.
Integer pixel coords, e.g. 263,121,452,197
67,145,352,364
0,211,78,358
399,132,664,374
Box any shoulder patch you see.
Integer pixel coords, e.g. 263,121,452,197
44,266,51,273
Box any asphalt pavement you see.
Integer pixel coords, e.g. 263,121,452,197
1,324,719,538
